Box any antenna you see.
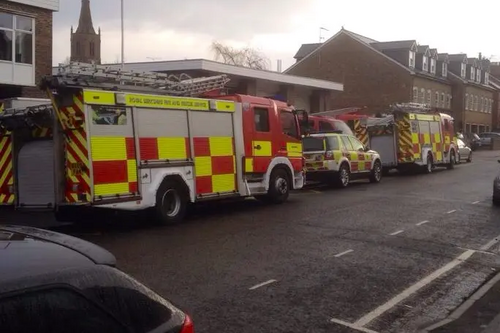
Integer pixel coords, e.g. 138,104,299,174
276,59,282,72
319,27,329,42
46,62,231,97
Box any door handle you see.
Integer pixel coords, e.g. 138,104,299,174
254,145,261,149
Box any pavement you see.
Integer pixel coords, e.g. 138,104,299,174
3,150,500,332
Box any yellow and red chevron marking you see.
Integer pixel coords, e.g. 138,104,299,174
354,120,368,145
397,116,413,163
0,135,14,204
32,127,53,138
47,90,91,203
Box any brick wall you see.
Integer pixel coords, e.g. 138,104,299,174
286,32,413,113
0,1,52,98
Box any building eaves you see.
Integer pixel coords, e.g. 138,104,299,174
370,40,416,51
293,43,322,59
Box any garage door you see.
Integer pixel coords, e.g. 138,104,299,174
17,140,55,207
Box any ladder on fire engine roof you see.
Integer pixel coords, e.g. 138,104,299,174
390,102,433,114
53,62,231,97
0,104,53,131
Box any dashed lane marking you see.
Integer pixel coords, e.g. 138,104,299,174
416,220,429,226
330,318,379,333
352,250,475,327
446,210,456,214
472,201,481,204
334,249,354,258
390,230,404,236
248,279,277,290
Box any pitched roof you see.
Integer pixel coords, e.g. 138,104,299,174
417,45,429,54
75,0,96,34
293,43,322,59
347,31,378,44
448,54,467,62
438,53,449,61
489,75,500,89
370,40,416,51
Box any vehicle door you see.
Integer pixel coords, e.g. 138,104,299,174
479,132,492,146
340,135,357,172
348,135,371,173
249,106,273,173
279,109,303,172
456,138,469,161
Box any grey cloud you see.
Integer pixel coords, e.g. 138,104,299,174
55,0,305,39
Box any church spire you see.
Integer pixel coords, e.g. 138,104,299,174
75,0,95,34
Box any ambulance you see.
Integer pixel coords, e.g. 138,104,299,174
365,103,457,174
39,62,307,224
0,98,53,207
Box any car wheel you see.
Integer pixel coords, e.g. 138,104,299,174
369,160,382,183
447,150,456,170
336,163,350,188
467,152,472,163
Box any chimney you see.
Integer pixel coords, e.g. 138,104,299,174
276,59,282,73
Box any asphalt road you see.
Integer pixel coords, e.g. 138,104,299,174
6,150,500,332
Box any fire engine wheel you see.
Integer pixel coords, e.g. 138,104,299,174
425,153,433,174
467,152,472,163
336,163,350,188
447,150,456,170
156,179,188,225
369,161,382,183
257,168,290,204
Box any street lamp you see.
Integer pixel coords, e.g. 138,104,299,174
120,0,124,69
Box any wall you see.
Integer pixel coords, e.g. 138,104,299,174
463,85,494,129
0,1,53,98
286,32,413,113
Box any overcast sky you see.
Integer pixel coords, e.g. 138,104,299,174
53,0,500,70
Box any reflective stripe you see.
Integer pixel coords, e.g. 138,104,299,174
253,141,272,156
83,90,115,105
91,137,127,160
0,135,14,204
139,137,189,160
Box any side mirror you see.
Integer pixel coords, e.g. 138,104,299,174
364,145,370,151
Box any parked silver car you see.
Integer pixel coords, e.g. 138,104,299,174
479,132,500,146
456,138,472,163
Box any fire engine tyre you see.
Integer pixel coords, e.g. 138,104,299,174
336,163,350,188
425,153,433,174
264,168,290,204
467,153,472,163
155,179,188,225
369,161,382,183
447,150,456,170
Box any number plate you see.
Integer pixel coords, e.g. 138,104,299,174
69,162,84,175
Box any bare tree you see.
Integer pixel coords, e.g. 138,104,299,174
211,41,270,70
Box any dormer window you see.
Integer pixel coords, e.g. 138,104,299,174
422,56,428,71
461,63,466,77
442,63,448,77
470,67,475,81
409,51,415,68
477,69,481,83
430,58,436,74
485,72,490,85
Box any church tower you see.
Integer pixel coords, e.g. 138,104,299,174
70,0,101,64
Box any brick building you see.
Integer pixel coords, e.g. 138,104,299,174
490,74,500,131
0,0,59,99
285,28,496,132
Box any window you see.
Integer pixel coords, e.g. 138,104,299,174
470,67,475,81
441,93,445,107
303,137,325,152
485,72,490,85
326,136,340,150
435,92,439,107
465,94,469,110
340,136,354,150
253,107,270,132
280,110,298,138
420,88,425,104
447,94,451,109
457,138,465,148
423,56,428,71
348,136,365,151
0,12,33,64
477,69,481,83
480,97,484,112
461,63,466,77
426,90,431,106
90,42,95,56
318,120,334,132
409,51,416,68
332,120,354,136
442,62,448,77
413,87,419,102
474,95,479,111
91,106,127,125
430,58,436,74
0,288,127,333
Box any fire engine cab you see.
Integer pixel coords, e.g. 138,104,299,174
38,62,307,224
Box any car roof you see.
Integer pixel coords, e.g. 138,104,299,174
307,133,346,137
0,225,116,284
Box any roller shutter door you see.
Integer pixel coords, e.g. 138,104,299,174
17,140,55,207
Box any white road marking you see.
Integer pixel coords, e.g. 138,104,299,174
416,220,429,226
330,318,379,333
248,279,277,290
310,190,322,194
480,234,500,251
457,247,496,255
446,210,457,214
334,249,354,258
353,250,475,327
389,230,404,236
472,201,480,204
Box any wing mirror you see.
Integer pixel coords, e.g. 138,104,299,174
364,145,370,152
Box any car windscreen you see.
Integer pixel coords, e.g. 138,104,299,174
333,121,354,136
303,137,325,152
